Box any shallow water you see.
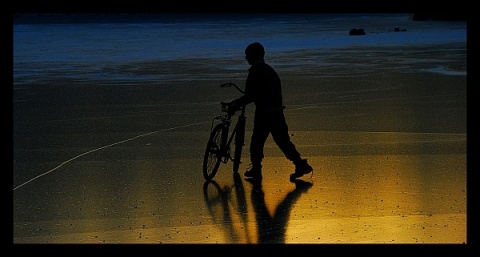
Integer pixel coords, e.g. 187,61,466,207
13,13,466,85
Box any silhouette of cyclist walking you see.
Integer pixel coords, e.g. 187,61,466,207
228,42,313,181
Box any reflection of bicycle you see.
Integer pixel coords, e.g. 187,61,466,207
203,172,252,243
203,82,246,181
203,174,313,243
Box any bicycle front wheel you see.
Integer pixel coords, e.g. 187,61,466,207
203,124,226,180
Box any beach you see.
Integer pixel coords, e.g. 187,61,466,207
13,70,467,244
13,14,467,245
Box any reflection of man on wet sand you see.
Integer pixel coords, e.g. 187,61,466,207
248,180,313,243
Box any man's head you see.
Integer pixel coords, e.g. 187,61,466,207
245,42,265,64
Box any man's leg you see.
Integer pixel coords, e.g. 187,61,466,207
270,111,313,180
245,115,270,179
270,112,301,162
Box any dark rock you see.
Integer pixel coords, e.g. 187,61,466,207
349,28,365,36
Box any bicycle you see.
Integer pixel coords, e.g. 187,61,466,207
203,82,246,181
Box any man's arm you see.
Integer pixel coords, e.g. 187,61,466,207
233,93,253,107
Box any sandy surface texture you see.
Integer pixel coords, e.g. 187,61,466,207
13,59,467,245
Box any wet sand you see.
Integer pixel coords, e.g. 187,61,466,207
13,64,467,245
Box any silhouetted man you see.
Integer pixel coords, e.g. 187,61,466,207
249,179,313,243
229,42,313,181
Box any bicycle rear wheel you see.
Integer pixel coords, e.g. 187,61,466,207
203,124,226,180
232,115,246,173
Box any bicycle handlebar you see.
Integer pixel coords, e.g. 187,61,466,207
220,82,245,94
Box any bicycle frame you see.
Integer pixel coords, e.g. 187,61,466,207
215,104,245,163
203,82,246,180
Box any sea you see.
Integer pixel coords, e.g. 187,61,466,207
13,13,467,86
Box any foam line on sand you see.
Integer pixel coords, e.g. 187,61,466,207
13,121,208,191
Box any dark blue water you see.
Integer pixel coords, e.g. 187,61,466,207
13,13,466,85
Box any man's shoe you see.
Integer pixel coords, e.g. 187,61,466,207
290,159,313,181
244,164,262,180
